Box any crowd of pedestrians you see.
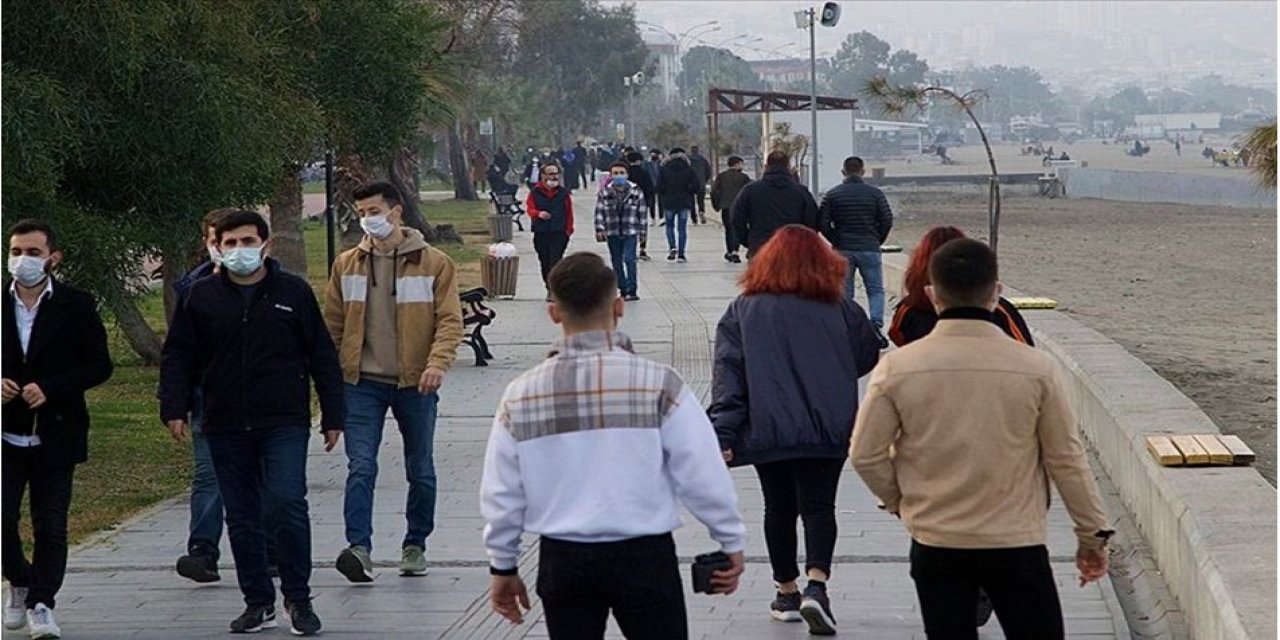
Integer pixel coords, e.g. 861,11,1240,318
3,145,1114,639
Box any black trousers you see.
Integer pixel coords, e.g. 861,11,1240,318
2,444,75,609
754,457,845,584
719,209,739,253
910,541,1064,640
537,533,687,640
533,232,570,285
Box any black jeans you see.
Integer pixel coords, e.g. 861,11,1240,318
2,444,74,609
754,457,845,584
910,541,1064,639
533,232,570,285
719,209,739,253
536,533,687,639
207,425,313,607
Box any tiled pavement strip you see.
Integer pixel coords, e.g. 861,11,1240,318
21,189,1137,639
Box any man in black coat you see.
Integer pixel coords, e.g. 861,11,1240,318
730,151,820,258
709,156,753,263
656,148,703,262
159,211,343,636
817,156,893,344
625,152,656,261
3,219,113,639
688,145,713,224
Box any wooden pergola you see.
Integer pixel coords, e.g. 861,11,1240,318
705,87,859,172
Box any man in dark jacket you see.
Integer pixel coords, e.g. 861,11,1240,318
625,152,656,261
688,145,713,224
709,156,752,263
3,219,113,639
643,149,663,224
731,151,820,258
657,148,703,262
817,156,893,342
159,210,343,636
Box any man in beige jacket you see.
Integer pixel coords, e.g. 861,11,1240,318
851,238,1111,639
323,181,464,583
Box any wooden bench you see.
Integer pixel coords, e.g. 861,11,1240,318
488,191,526,232
460,287,496,366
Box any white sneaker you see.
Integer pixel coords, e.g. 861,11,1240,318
3,586,26,630
27,603,60,639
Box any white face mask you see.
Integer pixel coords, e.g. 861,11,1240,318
545,179,560,187
7,255,49,288
220,247,264,276
360,214,394,239
207,244,223,266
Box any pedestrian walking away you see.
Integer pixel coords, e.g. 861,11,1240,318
851,238,1113,640
159,210,344,636
644,149,664,225
731,150,820,259
171,209,280,586
657,147,701,262
595,163,647,301
526,165,575,300
817,156,893,347
323,181,465,584
3,219,113,640
625,152,656,261
709,155,752,263
573,141,590,190
688,145,713,224
481,253,747,639
710,225,880,636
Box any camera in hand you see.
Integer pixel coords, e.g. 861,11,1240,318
691,551,733,594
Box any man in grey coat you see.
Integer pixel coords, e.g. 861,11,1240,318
817,156,892,348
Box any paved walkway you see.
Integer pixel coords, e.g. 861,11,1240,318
30,190,1128,638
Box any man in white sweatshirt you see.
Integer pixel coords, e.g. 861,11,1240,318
480,252,747,638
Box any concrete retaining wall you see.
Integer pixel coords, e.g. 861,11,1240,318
1059,167,1276,209
881,257,1276,638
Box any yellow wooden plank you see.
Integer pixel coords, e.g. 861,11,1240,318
1216,435,1256,465
1007,296,1059,309
1170,435,1210,466
1193,434,1234,465
1145,435,1184,466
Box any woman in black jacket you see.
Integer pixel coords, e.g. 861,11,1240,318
709,225,881,635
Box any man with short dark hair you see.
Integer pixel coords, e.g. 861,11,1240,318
730,150,820,258
595,162,647,301
657,148,702,262
688,145,713,224
3,219,113,640
324,180,464,583
851,238,1113,639
481,252,747,637
709,155,752,263
160,210,344,636
818,156,893,347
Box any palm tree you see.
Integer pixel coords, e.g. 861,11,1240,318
1239,119,1276,189
862,77,1004,256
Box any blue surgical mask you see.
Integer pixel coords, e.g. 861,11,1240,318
221,247,264,276
611,175,628,188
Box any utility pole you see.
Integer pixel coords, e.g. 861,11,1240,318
807,7,818,195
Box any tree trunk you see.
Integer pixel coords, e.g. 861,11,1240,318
161,244,189,326
269,166,307,276
113,296,162,365
391,145,464,245
448,119,478,201
335,154,371,250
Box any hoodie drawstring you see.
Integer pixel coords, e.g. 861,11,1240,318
391,247,398,296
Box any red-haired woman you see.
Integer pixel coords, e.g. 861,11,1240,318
709,225,881,635
889,226,1033,348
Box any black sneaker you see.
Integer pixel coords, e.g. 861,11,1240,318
639,251,651,261
623,293,639,302
229,605,276,634
769,590,803,622
677,254,687,263
876,328,890,350
667,250,677,261
975,588,994,627
728,254,742,264
799,581,837,635
176,553,220,583
286,599,322,636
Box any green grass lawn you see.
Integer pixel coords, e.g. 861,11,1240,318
53,197,491,547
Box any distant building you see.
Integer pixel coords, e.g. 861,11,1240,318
1133,112,1222,137
647,41,680,103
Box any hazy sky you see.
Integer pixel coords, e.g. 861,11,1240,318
607,1,1278,74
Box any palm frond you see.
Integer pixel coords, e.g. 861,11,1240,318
1238,119,1276,188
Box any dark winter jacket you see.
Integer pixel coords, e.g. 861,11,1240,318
2,279,113,466
159,258,344,433
656,155,702,212
730,166,821,256
817,175,893,251
710,168,752,213
889,297,1034,348
689,152,713,185
627,164,655,210
710,293,881,466
526,183,575,235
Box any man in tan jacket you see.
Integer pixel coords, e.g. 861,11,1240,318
323,181,464,582
851,238,1111,639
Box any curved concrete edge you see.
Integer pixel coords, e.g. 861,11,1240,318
1028,311,1275,640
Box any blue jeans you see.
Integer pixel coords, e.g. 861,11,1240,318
842,250,885,328
606,235,639,296
663,209,690,255
207,425,312,607
342,380,439,551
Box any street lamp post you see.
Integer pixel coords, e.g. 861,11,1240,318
795,3,839,195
